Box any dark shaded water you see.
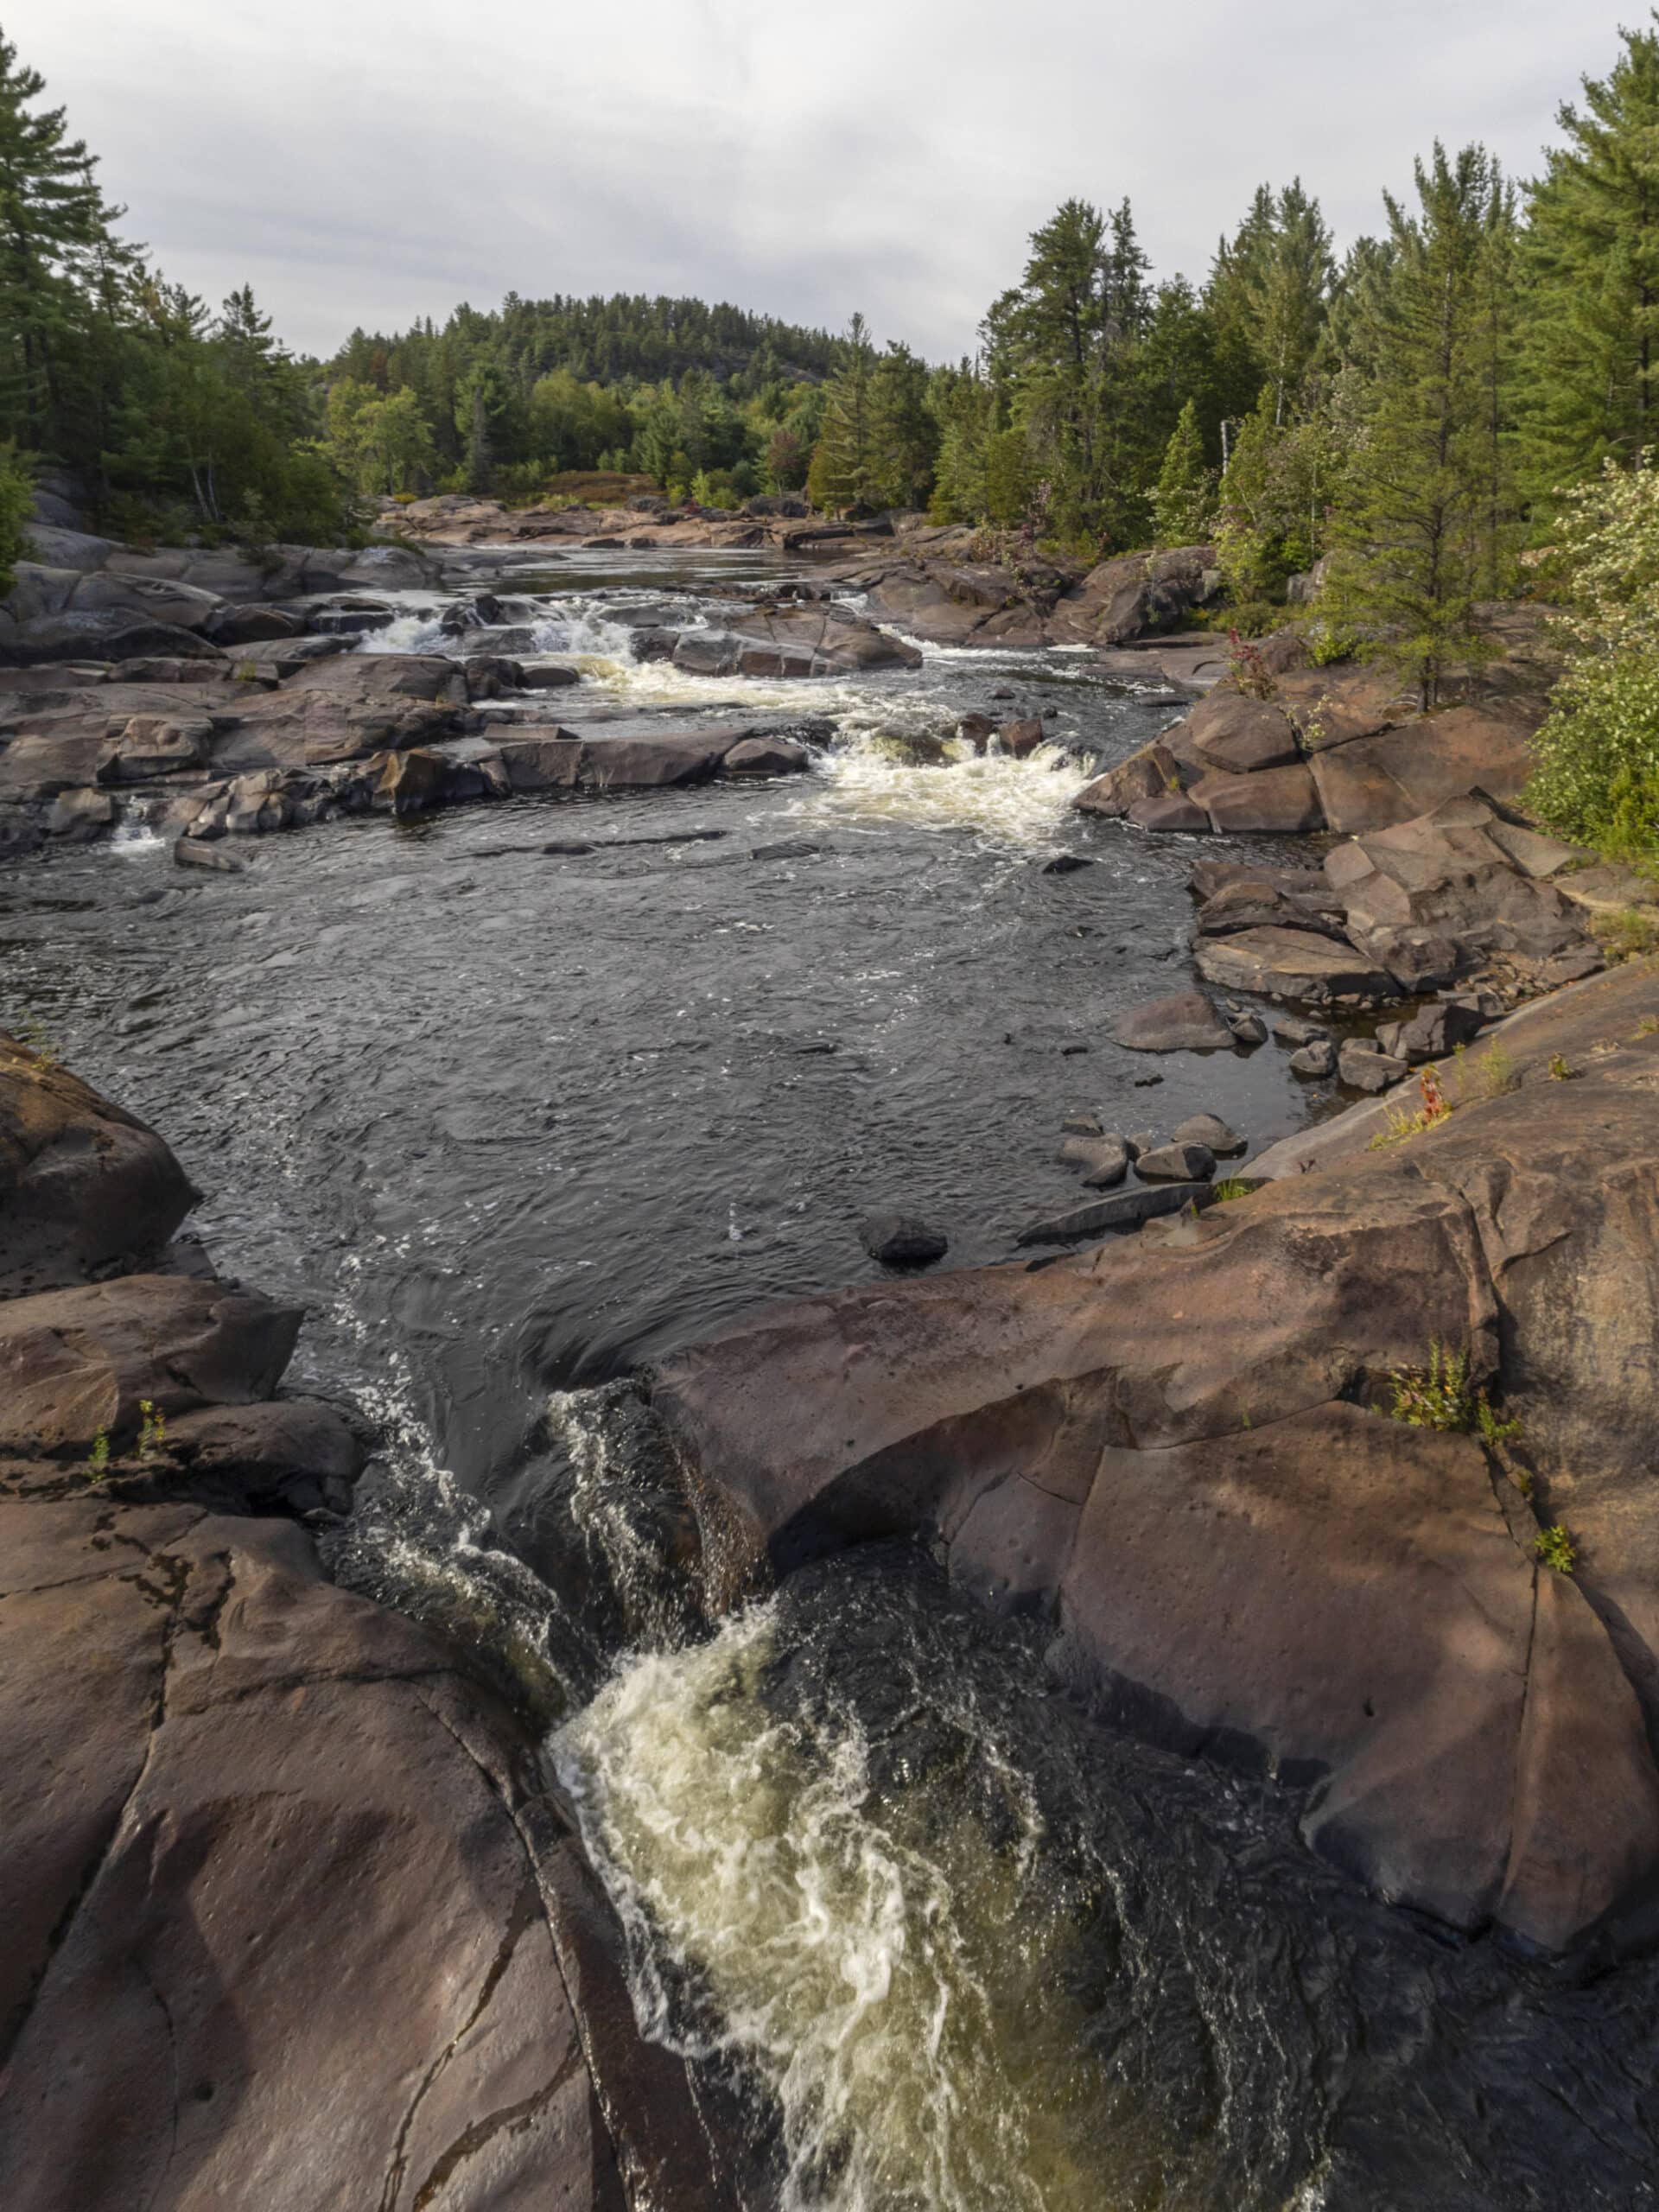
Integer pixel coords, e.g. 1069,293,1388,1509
8,549,1658,2209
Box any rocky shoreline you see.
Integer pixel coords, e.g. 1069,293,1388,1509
0,1034,724,2211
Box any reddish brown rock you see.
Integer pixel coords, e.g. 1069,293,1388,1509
0,1032,198,1299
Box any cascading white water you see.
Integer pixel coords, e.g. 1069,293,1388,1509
554,1603,1131,2212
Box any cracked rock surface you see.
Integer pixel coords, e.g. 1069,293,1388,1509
651,957,1659,1954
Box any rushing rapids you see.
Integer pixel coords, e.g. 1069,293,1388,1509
9,549,1659,2209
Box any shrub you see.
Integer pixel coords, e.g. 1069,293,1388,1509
1369,1063,1453,1148
1452,1039,1519,1102
1535,1524,1578,1575
86,1430,111,1483
1593,906,1659,962
1214,1179,1252,1204
1228,629,1279,699
0,442,35,593
1524,455,1659,856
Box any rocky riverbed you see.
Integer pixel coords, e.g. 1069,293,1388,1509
9,524,1659,2209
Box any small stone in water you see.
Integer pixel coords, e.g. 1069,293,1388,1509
859,1212,950,1268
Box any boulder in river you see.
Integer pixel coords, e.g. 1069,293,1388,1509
1108,992,1235,1053
1134,1141,1217,1183
859,1212,950,1268
0,1030,199,1297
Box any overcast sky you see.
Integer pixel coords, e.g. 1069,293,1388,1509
7,1,1641,362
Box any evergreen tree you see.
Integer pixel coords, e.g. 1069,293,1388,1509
807,314,878,512
0,29,123,449
867,342,937,509
1319,143,1517,707
1519,18,1659,497
1152,399,1214,545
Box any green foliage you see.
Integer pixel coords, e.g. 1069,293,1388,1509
1317,143,1519,709
0,440,33,588
137,1397,165,1456
1213,1179,1253,1203
1477,1397,1524,1446
1594,905,1659,959
1217,404,1345,603
1518,21,1659,499
1525,455,1659,853
1389,1339,1475,1429
1152,399,1214,546
86,1429,110,1482
1535,1523,1579,1574
1452,1038,1520,1100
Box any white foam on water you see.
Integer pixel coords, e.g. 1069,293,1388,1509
554,1604,1117,2212
792,731,1093,850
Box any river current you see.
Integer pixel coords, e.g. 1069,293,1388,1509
8,549,1659,2209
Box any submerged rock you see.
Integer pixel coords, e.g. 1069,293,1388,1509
859,1212,950,1268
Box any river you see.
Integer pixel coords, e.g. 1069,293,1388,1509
6,548,1657,2209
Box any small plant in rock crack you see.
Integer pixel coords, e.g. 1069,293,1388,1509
1635,1015,1659,1038
1548,1053,1582,1081
1452,1039,1520,1102
137,1399,166,1457
1228,628,1280,702
1214,1179,1253,1203
86,1430,111,1482
1389,1340,1475,1430
1369,1062,1453,1149
1476,1396,1524,1446
1535,1523,1579,1575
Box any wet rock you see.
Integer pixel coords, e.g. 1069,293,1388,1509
1290,1039,1338,1077
1058,1135,1130,1188
45,787,115,840
1040,853,1093,875
1194,929,1393,1004
1338,1040,1411,1093
998,717,1046,758
1108,992,1234,1053
721,736,811,777
0,1032,199,1298
1273,1013,1331,1046
1061,1114,1103,1136
1173,1114,1247,1158
517,660,582,690
1195,873,1349,939
750,839,821,861
1135,1141,1217,1183
203,602,307,647
1014,1182,1217,1244
957,711,995,750
1071,739,1185,817
1224,1009,1268,1046
1124,1131,1158,1160
859,1213,950,1268
158,1397,365,1516
1126,791,1210,833
173,837,245,874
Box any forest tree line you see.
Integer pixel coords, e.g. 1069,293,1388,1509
6,18,1659,849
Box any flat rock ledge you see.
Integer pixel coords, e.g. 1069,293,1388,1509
0,1031,724,2212
649,958,1659,1957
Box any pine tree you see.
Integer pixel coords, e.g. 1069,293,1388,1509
1152,399,1214,545
1320,143,1517,708
0,29,124,450
867,343,937,510
1519,18,1659,497
807,314,878,512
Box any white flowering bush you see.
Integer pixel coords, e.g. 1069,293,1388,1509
1527,454,1659,853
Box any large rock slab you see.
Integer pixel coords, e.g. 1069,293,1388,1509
679,604,923,678
1191,762,1324,834
0,1491,723,2212
1310,707,1536,833
1193,927,1392,1002
0,1275,303,1455
0,1033,198,1298
650,1047,1659,1948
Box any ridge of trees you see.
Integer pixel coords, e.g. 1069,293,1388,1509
8,11,1659,744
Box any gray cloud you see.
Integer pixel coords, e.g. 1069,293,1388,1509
7,0,1633,360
